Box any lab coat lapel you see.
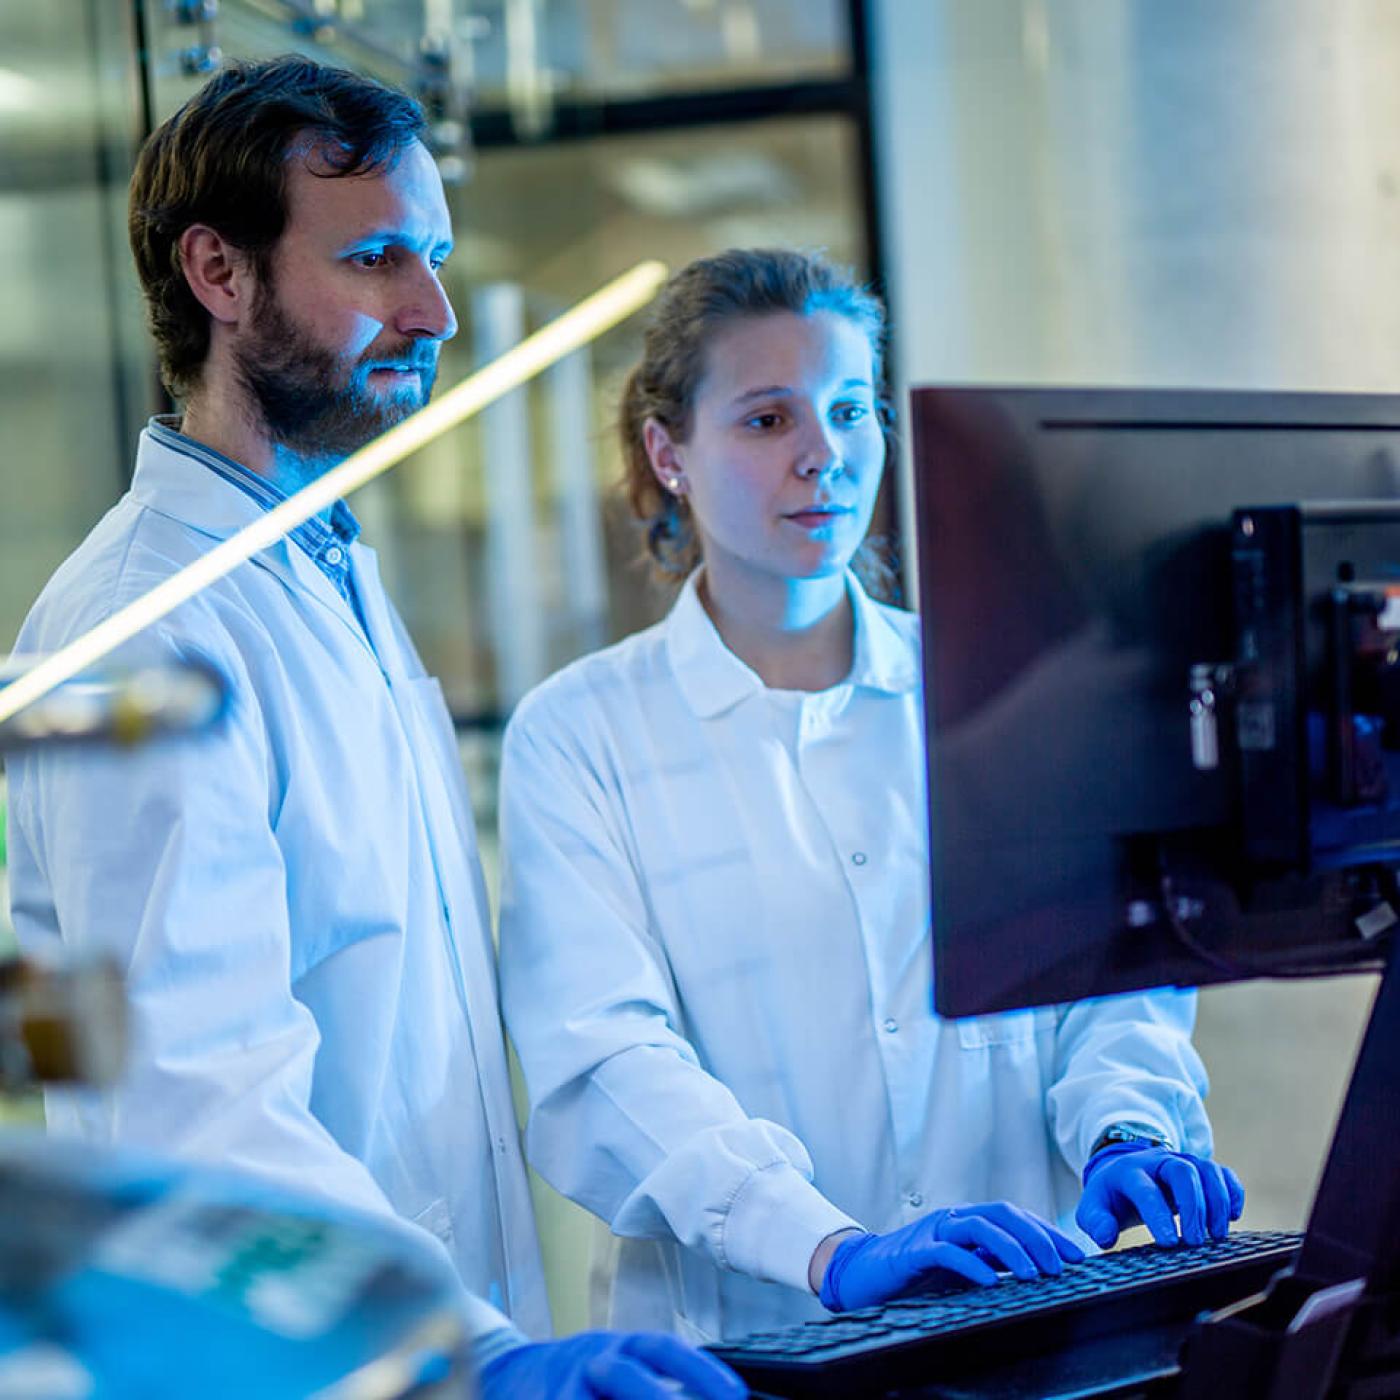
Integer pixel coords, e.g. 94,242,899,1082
129,431,375,662
346,543,410,682
350,544,547,1333
276,542,377,661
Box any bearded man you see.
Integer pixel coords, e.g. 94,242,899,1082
3,55,741,1400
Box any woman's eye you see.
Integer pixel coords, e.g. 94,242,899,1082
746,412,783,431
834,402,869,425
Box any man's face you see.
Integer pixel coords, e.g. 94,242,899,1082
234,137,457,460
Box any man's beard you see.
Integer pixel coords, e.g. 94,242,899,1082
234,287,440,461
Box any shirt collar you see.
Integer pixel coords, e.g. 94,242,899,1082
143,416,360,597
665,569,918,720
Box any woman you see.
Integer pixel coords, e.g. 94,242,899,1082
497,248,1241,1343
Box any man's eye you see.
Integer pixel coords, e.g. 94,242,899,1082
746,412,783,430
354,251,389,268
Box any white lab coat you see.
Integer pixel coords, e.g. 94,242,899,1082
498,571,1212,1343
5,424,549,1344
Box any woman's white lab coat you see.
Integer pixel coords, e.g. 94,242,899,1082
498,571,1212,1343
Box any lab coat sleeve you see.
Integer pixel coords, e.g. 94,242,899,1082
1044,988,1214,1175
497,704,859,1297
5,616,512,1341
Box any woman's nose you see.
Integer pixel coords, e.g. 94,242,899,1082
795,425,842,479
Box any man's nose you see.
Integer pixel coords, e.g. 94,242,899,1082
397,262,458,342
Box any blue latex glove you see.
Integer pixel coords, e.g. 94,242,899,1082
819,1202,1086,1312
1076,1143,1246,1249
479,1331,746,1400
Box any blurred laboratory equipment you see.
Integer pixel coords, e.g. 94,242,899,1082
0,654,229,753
0,1137,471,1399
0,658,469,1398
0,947,471,1397
0,955,127,1093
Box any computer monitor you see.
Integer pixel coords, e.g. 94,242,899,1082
911,386,1400,1396
912,387,1400,1018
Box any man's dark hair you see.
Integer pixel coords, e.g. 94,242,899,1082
128,55,427,400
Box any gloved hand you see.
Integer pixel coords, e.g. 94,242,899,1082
819,1202,1086,1312
478,1331,746,1400
1076,1143,1245,1249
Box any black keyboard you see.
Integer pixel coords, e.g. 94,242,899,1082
710,1230,1301,1399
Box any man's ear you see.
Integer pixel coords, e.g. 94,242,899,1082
643,418,687,497
177,224,255,325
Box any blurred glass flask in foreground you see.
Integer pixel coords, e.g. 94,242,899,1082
0,653,229,753
0,954,127,1092
0,651,228,1092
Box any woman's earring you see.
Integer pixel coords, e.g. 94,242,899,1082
666,476,681,493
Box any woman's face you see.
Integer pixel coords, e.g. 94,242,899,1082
648,310,885,602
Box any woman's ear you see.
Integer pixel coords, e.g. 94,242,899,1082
178,223,255,325
643,418,687,497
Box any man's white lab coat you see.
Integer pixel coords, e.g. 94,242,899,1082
5,423,548,1344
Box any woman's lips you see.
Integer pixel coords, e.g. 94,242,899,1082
785,507,851,528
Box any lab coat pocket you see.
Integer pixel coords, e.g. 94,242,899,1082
955,1009,1047,1049
411,1197,455,1246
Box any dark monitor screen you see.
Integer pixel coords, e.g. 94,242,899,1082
913,387,1400,1017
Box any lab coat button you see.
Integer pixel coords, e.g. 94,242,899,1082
883,1018,898,1033
907,1191,923,1208
852,851,868,866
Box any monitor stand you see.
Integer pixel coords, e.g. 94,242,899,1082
1178,933,1400,1398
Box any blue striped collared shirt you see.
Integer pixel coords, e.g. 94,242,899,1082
148,415,363,618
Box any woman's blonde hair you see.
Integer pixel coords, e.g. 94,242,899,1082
618,247,896,594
